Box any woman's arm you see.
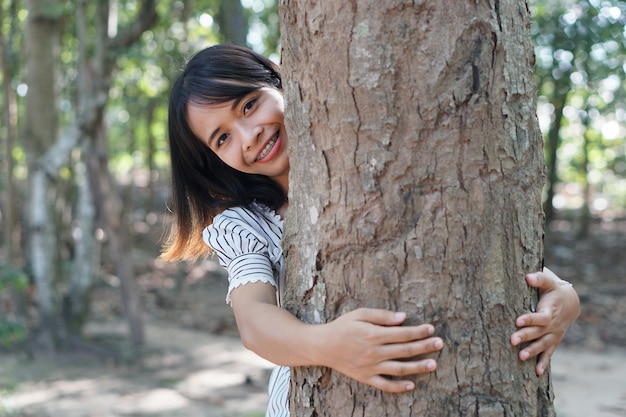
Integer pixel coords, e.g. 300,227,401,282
510,267,581,375
230,282,444,393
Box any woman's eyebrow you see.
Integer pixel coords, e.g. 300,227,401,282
207,127,220,146
231,96,245,109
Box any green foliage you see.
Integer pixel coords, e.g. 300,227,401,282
0,387,19,417
0,264,28,348
531,0,626,218
242,0,280,57
0,320,26,348
0,264,28,292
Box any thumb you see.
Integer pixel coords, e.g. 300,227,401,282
526,268,558,293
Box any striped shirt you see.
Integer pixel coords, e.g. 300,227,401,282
203,203,290,417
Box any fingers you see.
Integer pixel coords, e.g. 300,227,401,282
373,323,436,346
511,309,554,346
379,335,444,359
365,357,439,393
516,335,557,376
515,310,551,328
347,308,436,345
368,375,416,393
378,357,438,377
330,309,443,392
354,324,443,371
535,346,556,376
349,307,408,326
516,332,554,359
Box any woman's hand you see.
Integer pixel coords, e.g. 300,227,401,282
511,267,580,376
313,308,444,393
231,284,442,393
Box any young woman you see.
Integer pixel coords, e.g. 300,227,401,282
162,44,580,417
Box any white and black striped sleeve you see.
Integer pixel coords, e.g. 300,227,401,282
203,207,278,305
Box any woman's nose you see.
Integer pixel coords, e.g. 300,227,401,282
240,124,263,149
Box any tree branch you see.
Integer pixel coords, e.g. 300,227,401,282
108,0,158,50
36,91,108,178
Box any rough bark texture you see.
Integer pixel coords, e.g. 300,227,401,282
280,0,553,416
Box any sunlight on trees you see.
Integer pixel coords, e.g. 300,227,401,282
531,0,626,226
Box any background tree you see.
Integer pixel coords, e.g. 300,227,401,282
532,0,626,231
281,0,552,415
23,0,64,352
0,0,283,353
217,0,247,45
0,0,20,262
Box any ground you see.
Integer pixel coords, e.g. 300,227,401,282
1,218,625,417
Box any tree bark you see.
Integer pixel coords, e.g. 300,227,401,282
23,0,64,352
20,0,157,351
0,1,20,261
79,0,156,349
217,0,248,46
280,0,552,415
543,86,567,225
66,146,98,334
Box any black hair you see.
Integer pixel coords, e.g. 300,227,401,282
163,44,285,260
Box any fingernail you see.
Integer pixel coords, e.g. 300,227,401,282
520,350,529,360
405,382,415,391
537,365,544,375
434,339,443,349
426,360,436,370
512,335,521,345
517,318,526,326
394,312,406,321
428,325,435,336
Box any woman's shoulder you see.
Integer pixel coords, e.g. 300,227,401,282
213,203,282,228
207,203,283,241
203,203,283,260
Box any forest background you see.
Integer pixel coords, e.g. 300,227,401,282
0,0,625,416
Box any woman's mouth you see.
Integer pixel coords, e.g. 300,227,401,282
256,131,280,161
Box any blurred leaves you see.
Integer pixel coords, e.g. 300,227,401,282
0,263,28,348
531,0,626,220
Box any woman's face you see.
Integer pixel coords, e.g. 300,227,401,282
187,86,289,192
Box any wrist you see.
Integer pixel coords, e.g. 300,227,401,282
302,322,333,368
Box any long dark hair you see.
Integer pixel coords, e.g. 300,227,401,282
162,44,286,261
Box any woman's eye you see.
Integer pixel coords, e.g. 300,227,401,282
217,133,229,147
243,98,257,114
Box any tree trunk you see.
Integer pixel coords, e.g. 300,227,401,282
578,119,591,239
66,145,99,334
217,0,248,46
19,0,156,351
543,88,567,225
0,1,20,261
77,0,159,349
280,0,552,415
147,98,157,209
23,0,64,352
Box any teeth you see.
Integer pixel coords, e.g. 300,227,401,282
257,132,279,160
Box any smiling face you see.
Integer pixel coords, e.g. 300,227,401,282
187,87,289,192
